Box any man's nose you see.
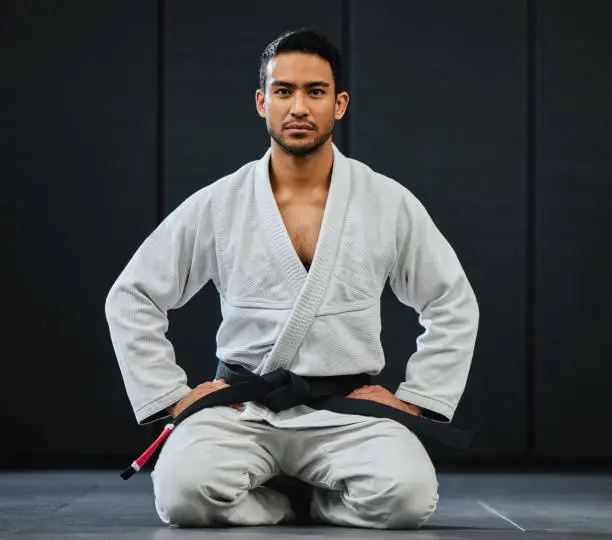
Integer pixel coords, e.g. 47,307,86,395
290,93,309,117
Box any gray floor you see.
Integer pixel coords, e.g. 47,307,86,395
1,471,611,539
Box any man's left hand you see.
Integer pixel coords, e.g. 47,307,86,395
346,385,421,416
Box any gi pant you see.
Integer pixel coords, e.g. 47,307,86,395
151,406,439,529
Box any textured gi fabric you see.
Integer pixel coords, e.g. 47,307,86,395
151,406,439,528
105,144,480,428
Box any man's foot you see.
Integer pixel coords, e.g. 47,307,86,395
264,475,315,525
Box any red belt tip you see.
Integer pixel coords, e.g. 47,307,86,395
120,424,175,480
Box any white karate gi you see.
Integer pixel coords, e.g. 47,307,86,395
105,143,479,528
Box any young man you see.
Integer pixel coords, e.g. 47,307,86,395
105,28,479,529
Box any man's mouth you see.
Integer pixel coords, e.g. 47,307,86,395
285,124,314,130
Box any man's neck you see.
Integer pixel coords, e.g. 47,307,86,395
269,139,334,196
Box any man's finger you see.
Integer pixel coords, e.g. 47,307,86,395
348,387,381,398
348,393,379,401
199,379,226,386
353,386,376,394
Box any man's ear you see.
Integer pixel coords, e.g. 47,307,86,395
334,91,350,120
255,89,266,118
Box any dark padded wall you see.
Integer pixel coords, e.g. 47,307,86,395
3,0,611,466
351,1,528,459
535,0,612,459
1,1,158,463
162,1,345,387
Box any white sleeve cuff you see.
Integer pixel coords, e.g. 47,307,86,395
394,387,455,422
134,384,192,424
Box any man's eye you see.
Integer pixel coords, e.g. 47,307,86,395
311,89,325,96
275,88,290,95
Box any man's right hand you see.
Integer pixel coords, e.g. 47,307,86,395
167,379,244,418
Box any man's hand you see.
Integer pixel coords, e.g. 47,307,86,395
167,379,244,418
346,385,421,416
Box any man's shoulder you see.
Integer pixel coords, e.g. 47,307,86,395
346,154,421,205
202,159,259,195
180,158,259,204
163,158,259,222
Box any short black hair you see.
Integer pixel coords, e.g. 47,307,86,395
259,28,345,94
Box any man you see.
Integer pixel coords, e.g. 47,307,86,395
105,28,479,529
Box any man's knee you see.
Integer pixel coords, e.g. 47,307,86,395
348,462,438,529
152,462,207,526
152,455,246,527
383,468,439,529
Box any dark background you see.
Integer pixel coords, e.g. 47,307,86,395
2,0,611,468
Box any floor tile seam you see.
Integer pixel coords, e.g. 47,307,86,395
477,500,526,533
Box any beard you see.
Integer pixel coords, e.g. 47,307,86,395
269,123,334,157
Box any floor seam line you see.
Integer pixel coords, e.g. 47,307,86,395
478,500,526,532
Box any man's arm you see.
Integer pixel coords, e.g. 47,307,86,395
105,187,218,424
389,191,480,422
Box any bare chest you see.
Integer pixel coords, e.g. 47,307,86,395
277,202,325,265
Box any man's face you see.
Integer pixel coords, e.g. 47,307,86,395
255,52,349,157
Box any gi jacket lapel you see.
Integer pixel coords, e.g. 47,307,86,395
254,143,350,373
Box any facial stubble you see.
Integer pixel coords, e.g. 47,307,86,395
269,122,334,157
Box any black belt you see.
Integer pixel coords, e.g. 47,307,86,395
214,363,473,450
121,363,473,480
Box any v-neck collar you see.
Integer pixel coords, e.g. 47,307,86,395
254,143,350,299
